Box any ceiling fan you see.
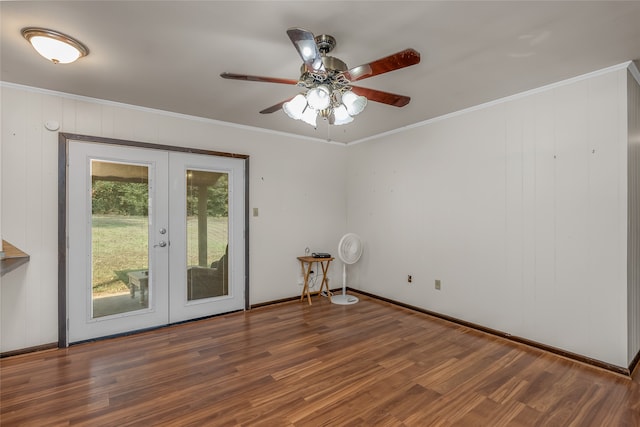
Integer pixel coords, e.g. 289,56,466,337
220,28,420,127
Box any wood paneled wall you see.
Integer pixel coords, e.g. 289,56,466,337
0,84,347,353
346,65,632,368
2,64,636,369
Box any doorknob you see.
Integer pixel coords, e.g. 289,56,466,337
159,228,167,234
154,241,167,248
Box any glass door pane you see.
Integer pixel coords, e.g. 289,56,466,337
91,160,150,317
186,170,229,301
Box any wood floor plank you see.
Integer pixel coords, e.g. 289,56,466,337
2,295,640,426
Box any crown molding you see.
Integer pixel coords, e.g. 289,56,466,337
348,61,633,146
0,81,346,146
629,60,640,86
2,60,634,148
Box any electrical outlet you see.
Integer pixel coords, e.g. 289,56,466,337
407,275,412,283
435,279,441,290
297,276,304,286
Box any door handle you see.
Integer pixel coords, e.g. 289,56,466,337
154,241,167,248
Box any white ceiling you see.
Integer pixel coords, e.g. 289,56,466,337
2,1,640,144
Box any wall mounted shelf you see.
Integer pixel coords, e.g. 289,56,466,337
1,240,30,276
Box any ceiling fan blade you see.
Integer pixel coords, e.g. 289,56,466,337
350,86,411,108
286,27,325,72
259,98,292,114
220,72,298,85
345,48,420,82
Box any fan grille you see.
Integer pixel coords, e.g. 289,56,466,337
338,233,363,264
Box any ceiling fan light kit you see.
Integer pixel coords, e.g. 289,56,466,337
221,27,420,128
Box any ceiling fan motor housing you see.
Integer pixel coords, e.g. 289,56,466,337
314,34,336,54
298,56,347,76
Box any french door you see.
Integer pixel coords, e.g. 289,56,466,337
67,140,246,343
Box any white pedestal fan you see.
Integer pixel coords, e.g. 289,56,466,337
331,233,363,305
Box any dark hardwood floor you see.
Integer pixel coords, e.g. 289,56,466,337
2,294,639,426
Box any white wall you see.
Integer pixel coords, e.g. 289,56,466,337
0,84,347,353
346,67,630,368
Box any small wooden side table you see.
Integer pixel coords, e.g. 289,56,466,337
297,256,334,305
127,270,149,305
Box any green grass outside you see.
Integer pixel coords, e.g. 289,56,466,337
92,215,228,296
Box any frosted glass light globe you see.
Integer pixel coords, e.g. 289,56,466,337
22,28,88,64
306,85,331,110
283,94,307,120
342,91,367,116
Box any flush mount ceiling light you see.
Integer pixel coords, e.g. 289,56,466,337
221,28,420,127
21,27,89,64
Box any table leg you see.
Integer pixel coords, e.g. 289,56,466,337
140,282,146,306
319,260,332,296
299,260,306,302
299,260,315,305
129,278,136,299
304,261,314,305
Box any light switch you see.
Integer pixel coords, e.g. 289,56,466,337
253,207,259,217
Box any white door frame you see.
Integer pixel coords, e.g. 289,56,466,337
58,133,250,347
